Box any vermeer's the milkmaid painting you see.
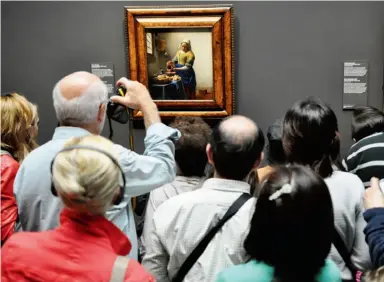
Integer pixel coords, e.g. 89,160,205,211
125,5,234,119
147,29,213,100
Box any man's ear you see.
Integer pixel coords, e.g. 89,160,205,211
206,143,214,165
352,138,357,144
253,152,264,169
98,103,106,123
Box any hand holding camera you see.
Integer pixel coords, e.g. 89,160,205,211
111,78,154,111
110,77,160,128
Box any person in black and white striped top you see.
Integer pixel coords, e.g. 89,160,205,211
343,106,384,187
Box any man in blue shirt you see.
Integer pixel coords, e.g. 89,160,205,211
14,72,180,259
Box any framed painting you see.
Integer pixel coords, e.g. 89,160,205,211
125,5,235,119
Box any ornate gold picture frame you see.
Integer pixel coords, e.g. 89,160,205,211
125,5,235,119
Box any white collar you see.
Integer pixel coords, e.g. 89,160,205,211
201,178,251,194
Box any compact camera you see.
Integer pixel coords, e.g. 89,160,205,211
106,86,130,124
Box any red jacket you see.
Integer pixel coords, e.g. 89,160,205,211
1,154,19,244
1,208,155,282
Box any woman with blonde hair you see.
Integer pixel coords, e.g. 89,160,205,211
2,135,155,281
1,92,34,161
1,92,34,244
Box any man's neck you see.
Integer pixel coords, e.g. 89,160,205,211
59,123,99,135
213,172,247,182
213,172,232,180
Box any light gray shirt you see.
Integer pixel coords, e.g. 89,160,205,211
325,171,371,280
142,178,255,282
141,175,203,253
14,123,180,259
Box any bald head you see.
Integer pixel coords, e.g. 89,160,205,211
58,71,101,100
219,115,258,145
209,115,265,180
53,71,108,133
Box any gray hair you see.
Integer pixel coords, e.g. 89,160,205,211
53,80,108,125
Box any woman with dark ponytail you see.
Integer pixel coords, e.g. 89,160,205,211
282,98,371,280
216,166,341,282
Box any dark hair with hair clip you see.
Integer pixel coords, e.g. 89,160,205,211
245,165,334,282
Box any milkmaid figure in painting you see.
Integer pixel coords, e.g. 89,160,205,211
168,39,197,100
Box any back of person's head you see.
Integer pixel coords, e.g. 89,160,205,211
51,135,122,215
266,118,286,165
170,116,212,177
53,71,108,134
363,266,384,282
1,92,34,162
244,165,334,282
282,97,340,178
208,115,265,180
352,106,384,142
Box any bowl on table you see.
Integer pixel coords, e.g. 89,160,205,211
153,74,172,84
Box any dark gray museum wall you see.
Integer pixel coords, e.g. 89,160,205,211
2,1,384,156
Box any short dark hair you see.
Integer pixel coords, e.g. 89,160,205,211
282,98,340,178
352,106,384,142
170,117,212,177
244,165,334,282
210,118,265,180
266,119,286,165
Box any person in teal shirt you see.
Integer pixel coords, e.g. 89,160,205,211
216,165,342,282
216,259,341,282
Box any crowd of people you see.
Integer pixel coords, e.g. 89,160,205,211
1,70,384,282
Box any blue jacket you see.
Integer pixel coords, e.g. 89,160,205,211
363,207,384,268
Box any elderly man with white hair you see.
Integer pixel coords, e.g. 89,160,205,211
14,72,180,259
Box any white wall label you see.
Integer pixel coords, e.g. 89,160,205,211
343,61,368,110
